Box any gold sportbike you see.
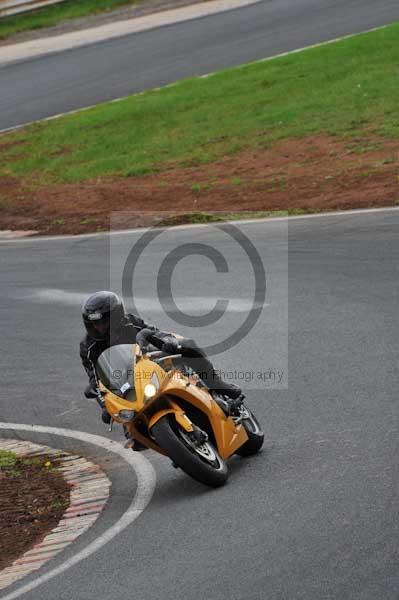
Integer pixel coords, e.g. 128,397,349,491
96,329,264,487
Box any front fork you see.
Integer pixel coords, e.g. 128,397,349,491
148,399,195,434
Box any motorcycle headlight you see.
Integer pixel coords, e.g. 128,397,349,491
144,383,157,399
144,372,160,400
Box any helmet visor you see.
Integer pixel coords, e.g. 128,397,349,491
85,314,110,341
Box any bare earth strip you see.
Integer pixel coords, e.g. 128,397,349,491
1,133,398,236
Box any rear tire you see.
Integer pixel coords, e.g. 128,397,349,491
235,407,264,457
151,415,228,487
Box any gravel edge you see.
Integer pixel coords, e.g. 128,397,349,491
0,438,110,591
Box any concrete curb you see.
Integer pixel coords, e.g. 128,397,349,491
0,231,37,240
0,439,111,592
0,0,259,66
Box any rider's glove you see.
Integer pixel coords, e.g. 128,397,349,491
161,337,181,355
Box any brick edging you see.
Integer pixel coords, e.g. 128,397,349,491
0,438,111,591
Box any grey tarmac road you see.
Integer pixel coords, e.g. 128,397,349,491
0,211,398,599
1,0,399,130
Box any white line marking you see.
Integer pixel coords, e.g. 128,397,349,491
0,22,390,135
254,24,390,64
1,206,399,245
0,423,156,600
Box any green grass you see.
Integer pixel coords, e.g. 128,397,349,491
1,22,399,186
0,449,18,468
0,451,59,477
0,449,21,476
0,0,142,41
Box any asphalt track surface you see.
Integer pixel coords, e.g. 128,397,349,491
1,210,398,599
1,2,399,598
1,0,399,130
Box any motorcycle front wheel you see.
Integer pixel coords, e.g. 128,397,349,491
151,415,228,487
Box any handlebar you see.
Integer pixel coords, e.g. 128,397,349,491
145,350,163,358
150,353,182,363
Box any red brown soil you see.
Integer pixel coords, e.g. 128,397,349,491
0,455,70,571
0,134,398,235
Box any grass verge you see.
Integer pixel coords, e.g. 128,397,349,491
0,449,18,469
0,0,141,41
0,449,56,476
1,22,398,187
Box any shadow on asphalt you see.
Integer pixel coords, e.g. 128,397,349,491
150,448,270,503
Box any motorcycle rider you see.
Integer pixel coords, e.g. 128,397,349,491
80,291,243,427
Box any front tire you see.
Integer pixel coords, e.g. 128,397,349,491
151,415,228,487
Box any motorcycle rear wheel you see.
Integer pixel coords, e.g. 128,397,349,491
235,407,264,457
151,415,228,487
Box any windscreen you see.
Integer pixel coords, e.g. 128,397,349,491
96,344,136,399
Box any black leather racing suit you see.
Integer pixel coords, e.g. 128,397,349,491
79,313,237,395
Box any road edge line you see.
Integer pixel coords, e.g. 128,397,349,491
1,206,399,244
0,423,156,600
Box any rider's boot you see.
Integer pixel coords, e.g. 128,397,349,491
101,409,111,424
212,385,245,417
216,382,242,400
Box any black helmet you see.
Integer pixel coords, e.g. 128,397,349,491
82,291,125,341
